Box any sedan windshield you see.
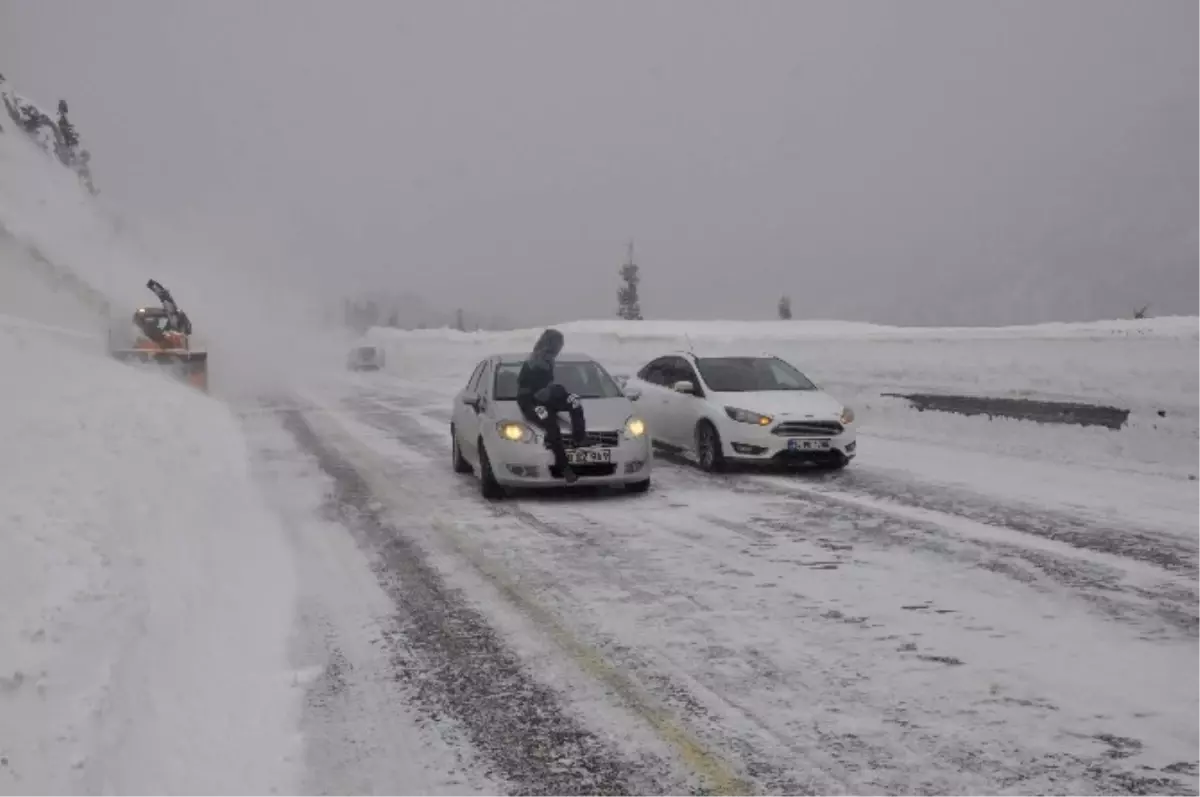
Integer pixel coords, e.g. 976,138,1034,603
494,360,624,400
694,357,817,392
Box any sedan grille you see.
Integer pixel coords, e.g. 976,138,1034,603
772,420,844,437
564,430,620,448
550,463,617,478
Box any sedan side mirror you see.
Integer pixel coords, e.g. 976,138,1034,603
625,387,642,401
672,380,696,395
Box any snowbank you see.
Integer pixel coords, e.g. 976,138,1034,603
0,325,301,793
0,77,311,792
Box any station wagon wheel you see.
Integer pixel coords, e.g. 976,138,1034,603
695,421,726,473
451,424,472,473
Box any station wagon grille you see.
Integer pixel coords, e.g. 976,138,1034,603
772,420,844,437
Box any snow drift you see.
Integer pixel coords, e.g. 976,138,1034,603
1,78,303,793
0,320,302,793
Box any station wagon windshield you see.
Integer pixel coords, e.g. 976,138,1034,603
694,357,817,392
494,360,624,400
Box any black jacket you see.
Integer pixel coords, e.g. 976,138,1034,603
517,328,564,405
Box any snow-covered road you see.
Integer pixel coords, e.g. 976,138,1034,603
235,363,1198,796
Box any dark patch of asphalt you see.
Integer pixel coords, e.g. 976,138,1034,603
281,408,665,796
309,394,1199,795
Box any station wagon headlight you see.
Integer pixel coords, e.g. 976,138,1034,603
496,421,536,443
624,416,646,438
725,406,773,426
840,406,856,425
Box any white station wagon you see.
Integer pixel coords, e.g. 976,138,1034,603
624,352,857,471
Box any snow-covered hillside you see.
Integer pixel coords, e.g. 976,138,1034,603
0,82,307,790
0,318,304,793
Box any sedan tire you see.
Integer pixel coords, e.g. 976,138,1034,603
625,478,651,494
451,424,472,474
477,438,505,500
695,420,727,473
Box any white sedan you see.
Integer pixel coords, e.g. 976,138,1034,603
450,352,652,498
624,352,857,472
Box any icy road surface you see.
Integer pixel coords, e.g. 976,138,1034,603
238,369,1198,796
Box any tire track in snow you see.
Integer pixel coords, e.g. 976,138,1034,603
351,392,1197,640
324,397,800,792
280,408,651,796
335,390,1199,795
656,451,1199,639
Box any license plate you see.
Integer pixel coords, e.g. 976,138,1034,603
788,438,831,451
567,447,612,465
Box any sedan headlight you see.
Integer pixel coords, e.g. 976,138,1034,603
840,406,856,425
624,416,646,438
496,421,537,444
725,406,773,426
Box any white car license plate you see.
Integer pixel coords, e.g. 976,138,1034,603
567,447,612,465
788,438,831,451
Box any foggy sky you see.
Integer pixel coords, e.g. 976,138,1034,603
1,0,1196,326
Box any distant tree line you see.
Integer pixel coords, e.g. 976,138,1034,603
0,72,97,194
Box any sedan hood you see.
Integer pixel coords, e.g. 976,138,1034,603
495,397,635,431
712,389,844,419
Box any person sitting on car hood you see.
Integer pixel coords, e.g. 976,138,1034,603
517,328,588,482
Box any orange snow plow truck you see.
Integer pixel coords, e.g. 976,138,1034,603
110,279,209,392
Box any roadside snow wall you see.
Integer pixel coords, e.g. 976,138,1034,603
0,317,302,796
0,79,302,793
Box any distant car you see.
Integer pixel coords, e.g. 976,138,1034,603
450,352,652,498
624,352,857,471
347,344,385,371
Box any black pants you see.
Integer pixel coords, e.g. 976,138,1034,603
518,384,586,473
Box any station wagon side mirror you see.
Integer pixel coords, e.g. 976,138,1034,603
625,386,642,401
672,380,697,395
462,394,480,411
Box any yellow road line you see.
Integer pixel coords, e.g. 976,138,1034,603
431,516,751,796
305,406,751,794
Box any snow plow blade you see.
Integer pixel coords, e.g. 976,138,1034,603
111,349,209,392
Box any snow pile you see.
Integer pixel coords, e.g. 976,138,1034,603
0,323,301,793
1,85,304,790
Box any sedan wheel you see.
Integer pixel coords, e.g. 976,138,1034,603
625,478,651,494
451,424,472,473
478,439,505,500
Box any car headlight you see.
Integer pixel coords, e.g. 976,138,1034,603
725,406,773,426
840,406,856,425
624,416,646,438
496,421,536,443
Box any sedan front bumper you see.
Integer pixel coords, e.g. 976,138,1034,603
488,434,652,487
